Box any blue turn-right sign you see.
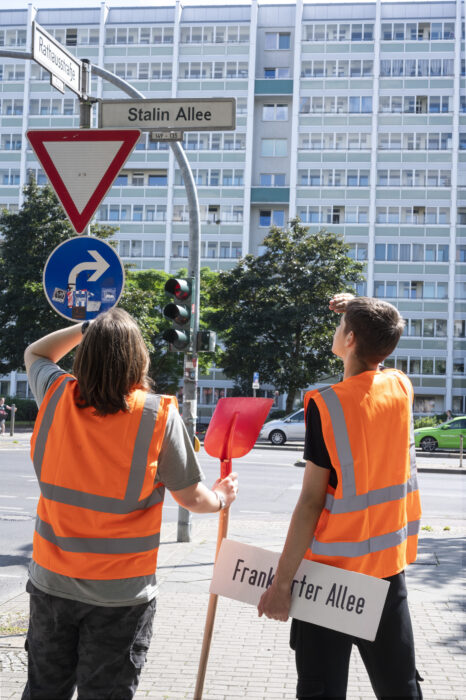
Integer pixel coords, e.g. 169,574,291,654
43,236,125,322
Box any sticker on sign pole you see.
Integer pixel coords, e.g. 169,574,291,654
43,236,125,322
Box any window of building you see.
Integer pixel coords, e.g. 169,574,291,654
262,104,288,121
347,243,367,261
261,139,287,157
264,67,290,79
118,240,130,257
453,359,465,375
65,28,77,46
259,210,285,227
131,206,143,222
154,241,165,257
148,172,167,186
260,210,272,227
457,245,466,262
303,22,373,42
236,98,247,114
218,243,229,258
260,173,286,186
131,173,144,186
265,32,290,50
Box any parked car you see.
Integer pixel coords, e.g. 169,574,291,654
259,408,305,445
414,416,466,452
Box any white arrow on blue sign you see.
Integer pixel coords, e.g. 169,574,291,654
43,236,125,322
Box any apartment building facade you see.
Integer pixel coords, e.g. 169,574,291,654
0,0,465,419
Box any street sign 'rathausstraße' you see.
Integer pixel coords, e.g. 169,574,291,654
99,98,236,132
32,21,82,97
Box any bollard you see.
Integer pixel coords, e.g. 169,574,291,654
460,435,463,469
9,404,15,436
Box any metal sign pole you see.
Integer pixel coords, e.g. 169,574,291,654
79,59,92,129
170,141,201,541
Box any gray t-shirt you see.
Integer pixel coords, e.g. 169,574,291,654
27,357,204,606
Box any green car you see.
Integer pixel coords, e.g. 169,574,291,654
414,416,466,452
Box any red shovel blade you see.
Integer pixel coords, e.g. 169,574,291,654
204,397,273,462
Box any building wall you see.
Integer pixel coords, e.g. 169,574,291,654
0,0,465,416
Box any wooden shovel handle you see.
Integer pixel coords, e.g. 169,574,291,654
194,506,230,699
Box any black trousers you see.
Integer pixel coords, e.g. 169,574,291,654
22,580,156,700
290,571,423,699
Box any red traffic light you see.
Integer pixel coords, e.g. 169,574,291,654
164,278,191,301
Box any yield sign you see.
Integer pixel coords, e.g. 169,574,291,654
26,129,141,233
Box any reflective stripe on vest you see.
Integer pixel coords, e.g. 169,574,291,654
35,514,161,554
33,387,165,515
312,519,421,558
311,384,420,558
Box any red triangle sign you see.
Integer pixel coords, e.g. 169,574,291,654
27,129,141,233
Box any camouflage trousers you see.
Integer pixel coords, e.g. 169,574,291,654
22,580,156,700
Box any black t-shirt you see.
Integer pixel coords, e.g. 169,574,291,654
304,398,338,489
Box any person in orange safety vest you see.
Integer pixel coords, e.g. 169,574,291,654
258,294,423,699
22,308,237,700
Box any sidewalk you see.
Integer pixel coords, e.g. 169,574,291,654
0,515,464,699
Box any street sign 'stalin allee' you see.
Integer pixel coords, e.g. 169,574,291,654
99,98,236,132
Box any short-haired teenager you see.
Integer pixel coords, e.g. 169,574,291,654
23,308,238,700
258,294,423,699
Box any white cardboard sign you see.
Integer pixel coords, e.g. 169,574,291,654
210,540,390,641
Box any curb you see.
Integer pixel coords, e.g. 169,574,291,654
292,459,464,474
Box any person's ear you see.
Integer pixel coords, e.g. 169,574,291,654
344,330,355,348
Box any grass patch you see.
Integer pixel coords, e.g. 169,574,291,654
0,614,28,635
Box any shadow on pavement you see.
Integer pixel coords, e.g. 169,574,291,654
409,536,464,599
0,543,32,570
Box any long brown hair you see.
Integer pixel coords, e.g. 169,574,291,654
73,308,152,416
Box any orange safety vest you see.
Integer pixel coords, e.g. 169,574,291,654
30,373,177,580
303,369,421,579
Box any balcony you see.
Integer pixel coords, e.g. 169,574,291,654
251,187,290,204
255,79,293,95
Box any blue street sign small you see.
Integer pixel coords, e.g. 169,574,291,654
253,372,259,383
43,236,125,322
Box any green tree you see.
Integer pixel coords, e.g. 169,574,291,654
0,180,114,372
207,219,364,413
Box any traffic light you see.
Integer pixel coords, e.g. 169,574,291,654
196,330,216,352
162,278,194,351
